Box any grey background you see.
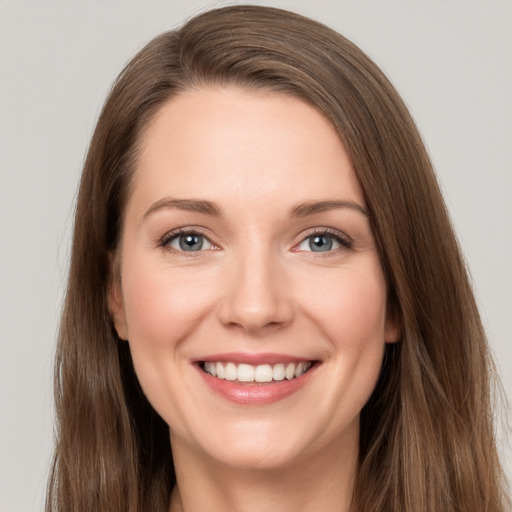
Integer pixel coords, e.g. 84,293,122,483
1,1,510,510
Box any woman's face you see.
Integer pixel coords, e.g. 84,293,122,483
111,87,397,470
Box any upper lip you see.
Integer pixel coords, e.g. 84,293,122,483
192,352,316,365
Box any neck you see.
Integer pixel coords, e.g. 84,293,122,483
169,427,358,512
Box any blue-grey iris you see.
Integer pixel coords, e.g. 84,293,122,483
310,235,333,252
179,234,203,251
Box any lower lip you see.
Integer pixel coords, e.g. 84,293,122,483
196,364,316,405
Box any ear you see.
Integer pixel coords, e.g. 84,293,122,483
108,256,128,341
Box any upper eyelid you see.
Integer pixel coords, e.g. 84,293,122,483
161,226,210,240
297,227,352,243
160,227,216,249
292,230,353,255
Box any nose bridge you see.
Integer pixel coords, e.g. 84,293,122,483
219,237,293,332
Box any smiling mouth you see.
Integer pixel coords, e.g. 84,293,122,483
201,361,314,384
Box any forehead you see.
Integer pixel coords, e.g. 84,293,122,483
129,87,364,216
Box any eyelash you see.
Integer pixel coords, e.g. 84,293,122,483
159,227,214,255
158,227,353,255
296,228,353,253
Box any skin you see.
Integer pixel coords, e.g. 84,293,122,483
110,87,398,512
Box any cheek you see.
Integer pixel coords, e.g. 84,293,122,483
301,260,388,411
304,260,388,346
119,257,220,428
121,258,217,350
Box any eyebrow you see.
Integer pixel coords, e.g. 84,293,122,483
142,197,369,220
290,200,369,217
143,198,222,219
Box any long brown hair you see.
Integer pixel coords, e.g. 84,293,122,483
47,5,509,512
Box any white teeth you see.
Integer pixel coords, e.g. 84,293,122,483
255,364,273,382
237,363,255,382
203,361,313,382
285,362,295,380
225,362,237,381
216,362,225,379
272,363,285,381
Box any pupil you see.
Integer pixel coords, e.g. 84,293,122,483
311,235,332,252
180,234,203,251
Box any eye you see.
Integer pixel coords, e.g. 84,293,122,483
163,231,214,252
296,230,351,253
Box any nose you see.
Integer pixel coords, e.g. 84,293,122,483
217,247,294,334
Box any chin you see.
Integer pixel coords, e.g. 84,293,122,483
183,413,358,472
206,439,306,471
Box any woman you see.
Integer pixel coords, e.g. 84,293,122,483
46,5,509,512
